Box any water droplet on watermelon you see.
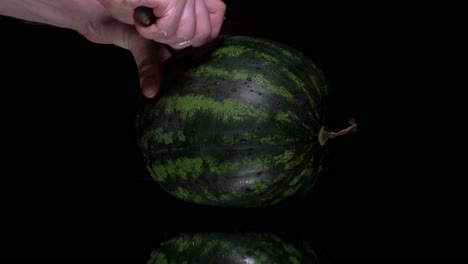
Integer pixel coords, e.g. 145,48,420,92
247,77,252,82
214,82,220,85
240,139,246,143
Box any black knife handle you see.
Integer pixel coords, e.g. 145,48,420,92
134,6,156,27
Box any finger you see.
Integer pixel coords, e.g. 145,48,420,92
130,34,172,98
204,0,226,40
130,41,162,98
166,0,196,49
129,34,173,98
86,18,169,98
190,0,211,47
175,0,196,43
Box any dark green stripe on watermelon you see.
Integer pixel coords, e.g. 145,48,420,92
147,233,319,264
136,35,330,207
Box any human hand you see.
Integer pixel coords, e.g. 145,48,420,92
97,0,226,49
0,0,226,98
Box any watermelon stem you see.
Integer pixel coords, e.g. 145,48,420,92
318,118,357,145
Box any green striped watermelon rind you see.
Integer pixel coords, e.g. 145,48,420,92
136,35,331,207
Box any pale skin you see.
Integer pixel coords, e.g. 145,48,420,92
0,0,226,98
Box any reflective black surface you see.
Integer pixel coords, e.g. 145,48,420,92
1,1,465,262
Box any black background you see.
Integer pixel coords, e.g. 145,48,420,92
1,1,464,262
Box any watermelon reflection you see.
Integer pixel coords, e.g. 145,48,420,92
147,232,319,263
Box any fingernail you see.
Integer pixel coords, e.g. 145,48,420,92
141,77,158,98
176,40,192,47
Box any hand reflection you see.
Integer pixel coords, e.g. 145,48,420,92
147,232,319,263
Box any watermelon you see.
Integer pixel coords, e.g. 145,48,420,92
136,35,346,207
147,232,319,264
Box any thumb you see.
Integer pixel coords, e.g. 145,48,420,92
129,40,171,98
86,18,170,98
